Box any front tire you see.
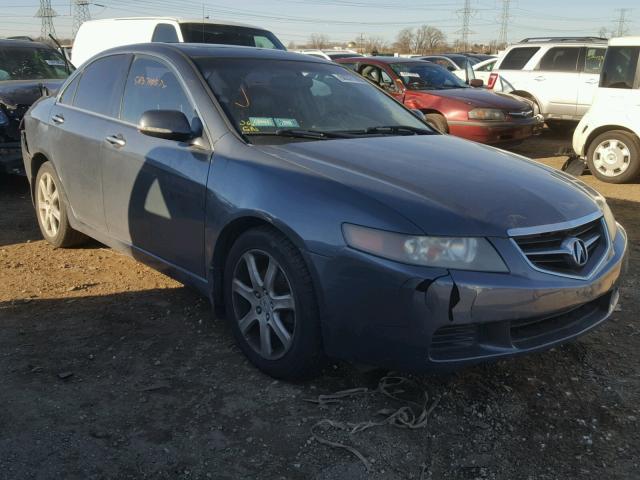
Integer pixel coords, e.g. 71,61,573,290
223,226,324,380
587,130,640,184
34,162,87,247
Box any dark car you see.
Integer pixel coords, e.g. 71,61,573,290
22,44,626,380
1,39,71,174
337,57,542,145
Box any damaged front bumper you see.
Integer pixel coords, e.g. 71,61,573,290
310,225,628,371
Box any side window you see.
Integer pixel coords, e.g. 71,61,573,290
433,59,454,70
380,69,394,85
74,55,130,117
500,47,540,70
360,64,382,85
121,56,194,125
152,23,180,43
538,47,580,72
600,46,640,89
584,48,606,74
59,74,80,105
478,61,494,72
254,36,275,49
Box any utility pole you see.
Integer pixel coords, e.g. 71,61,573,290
615,9,631,37
72,0,91,37
457,0,473,52
35,0,57,39
498,0,511,47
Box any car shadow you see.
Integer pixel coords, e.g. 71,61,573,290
506,126,576,160
0,174,41,246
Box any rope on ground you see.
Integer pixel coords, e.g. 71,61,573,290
308,376,441,472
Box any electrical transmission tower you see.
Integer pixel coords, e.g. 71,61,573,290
35,0,57,39
73,0,92,37
457,0,473,52
615,9,631,37
498,0,511,46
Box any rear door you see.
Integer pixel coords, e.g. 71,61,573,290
49,54,131,231
577,46,607,116
101,54,211,278
534,46,581,117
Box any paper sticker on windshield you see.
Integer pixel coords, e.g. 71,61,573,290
274,118,300,128
249,117,275,128
332,73,365,84
399,72,420,78
45,59,65,66
239,120,260,133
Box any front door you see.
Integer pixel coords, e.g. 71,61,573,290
577,47,607,117
101,55,212,278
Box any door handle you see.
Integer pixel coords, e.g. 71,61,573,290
585,79,599,84
105,134,126,148
52,114,65,124
534,76,546,81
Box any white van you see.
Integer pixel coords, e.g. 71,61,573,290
72,17,285,67
573,36,640,183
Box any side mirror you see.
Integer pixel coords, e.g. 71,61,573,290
469,78,484,88
138,110,194,142
410,109,425,121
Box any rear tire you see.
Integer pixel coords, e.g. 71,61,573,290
34,162,87,247
586,130,640,184
223,226,325,380
425,113,448,133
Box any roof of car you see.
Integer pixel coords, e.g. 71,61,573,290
81,17,261,30
609,36,640,47
0,39,53,49
335,56,425,64
103,42,330,63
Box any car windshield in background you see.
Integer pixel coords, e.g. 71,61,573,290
390,63,468,90
194,58,431,142
0,46,70,81
180,23,285,50
600,46,640,89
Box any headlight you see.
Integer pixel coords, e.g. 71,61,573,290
342,224,508,272
468,108,506,121
600,200,618,241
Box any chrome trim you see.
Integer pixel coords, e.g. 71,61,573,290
507,211,602,237
510,216,611,281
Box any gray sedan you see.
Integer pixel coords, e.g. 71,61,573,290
21,43,627,379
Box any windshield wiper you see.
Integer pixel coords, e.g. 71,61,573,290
246,129,355,140
354,125,435,136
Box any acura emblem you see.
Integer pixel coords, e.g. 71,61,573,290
563,237,589,267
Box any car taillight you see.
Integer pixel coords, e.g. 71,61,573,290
487,73,498,89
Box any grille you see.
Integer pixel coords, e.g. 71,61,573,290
508,109,533,119
512,217,607,277
431,324,478,357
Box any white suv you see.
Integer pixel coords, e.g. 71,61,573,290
573,36,640,183
488,37,607,129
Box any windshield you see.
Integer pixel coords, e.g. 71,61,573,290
390,63,467,90
194,58,431,142
180,23,285,50
0,46,71,81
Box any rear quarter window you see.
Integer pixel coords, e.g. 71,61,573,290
499,47,540,70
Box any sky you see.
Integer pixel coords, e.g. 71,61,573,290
0,0,638,46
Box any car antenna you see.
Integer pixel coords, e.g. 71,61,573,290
48,34,72,74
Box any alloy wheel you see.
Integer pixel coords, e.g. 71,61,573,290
37,172,61,238
593,139,631,177
231,249,296,360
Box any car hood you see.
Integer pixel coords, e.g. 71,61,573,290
423,87,528,110
0,79,63,108
256,135,600,237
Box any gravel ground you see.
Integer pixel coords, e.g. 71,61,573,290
1,129,639,480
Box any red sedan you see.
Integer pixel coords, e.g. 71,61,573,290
336,57,542,145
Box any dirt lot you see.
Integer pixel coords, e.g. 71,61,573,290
1,129,639,480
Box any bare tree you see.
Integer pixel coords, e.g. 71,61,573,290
394,27,413,53
393,25,446,54
364,36,389,54
308,33,330,49
287,41,297,50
